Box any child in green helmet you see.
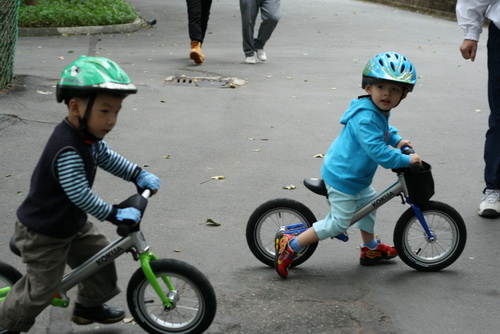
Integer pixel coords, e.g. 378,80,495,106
275,52,422,279
0,56,161,333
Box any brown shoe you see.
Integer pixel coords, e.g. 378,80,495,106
190,40,204,64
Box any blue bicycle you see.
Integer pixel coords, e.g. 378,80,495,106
246,150,467,272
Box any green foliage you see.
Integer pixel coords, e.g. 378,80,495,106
19,0,138,28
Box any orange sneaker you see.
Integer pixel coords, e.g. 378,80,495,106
360,241,397,266
274,232,299,278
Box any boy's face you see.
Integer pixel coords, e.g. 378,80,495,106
365,82,408,111
70,93,124,139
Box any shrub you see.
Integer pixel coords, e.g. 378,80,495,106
19,0,138,28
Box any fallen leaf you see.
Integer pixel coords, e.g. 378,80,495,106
174,249,181,252
313,154,325,158
283,185,296,190
163,155,171,159
475,109,482,113
143,164,149,167
253,148,261,152
36,90,52,95
123,317,136,324
205,218,221,226
211,175,225,180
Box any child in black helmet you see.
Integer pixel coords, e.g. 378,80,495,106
0,56,160,333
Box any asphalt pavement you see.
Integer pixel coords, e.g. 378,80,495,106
1,0,499,333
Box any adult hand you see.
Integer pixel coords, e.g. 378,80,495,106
460,39,478,62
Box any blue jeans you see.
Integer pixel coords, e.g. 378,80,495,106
313,184,377,240
485,22,500,189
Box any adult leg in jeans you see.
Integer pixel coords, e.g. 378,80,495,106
485,22,500,190
253,0,281,51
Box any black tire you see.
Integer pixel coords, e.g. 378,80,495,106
246,198,318,267
0,262,23,334
127,259,216,334
394,201,467,272
0,262,22,286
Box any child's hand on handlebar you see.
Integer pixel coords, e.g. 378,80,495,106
116,207,142,225
135,170,161,195
397,139,412,149
409,153,422,167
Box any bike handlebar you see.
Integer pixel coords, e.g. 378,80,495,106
395,146,422,173
115,189,151,237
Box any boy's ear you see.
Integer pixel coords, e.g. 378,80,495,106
401,88,409,100
364,84,372,94
68,98,84,117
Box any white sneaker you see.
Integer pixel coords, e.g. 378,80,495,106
478,189,500,218
256,49,267,61
245,55,256,64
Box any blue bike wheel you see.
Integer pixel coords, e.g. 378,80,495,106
394,201,467,271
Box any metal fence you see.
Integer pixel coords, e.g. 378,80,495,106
0,0,20,90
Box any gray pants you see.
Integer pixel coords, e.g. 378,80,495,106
0,221,120,332
239,0,281,56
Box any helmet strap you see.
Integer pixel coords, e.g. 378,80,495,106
78,94,101,142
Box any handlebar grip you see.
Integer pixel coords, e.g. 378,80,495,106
401,146,415,155
117,220,134,237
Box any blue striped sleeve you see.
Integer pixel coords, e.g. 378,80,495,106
56,150,113,221
96,141,138,181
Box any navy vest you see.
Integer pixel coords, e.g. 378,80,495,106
17,119,98,238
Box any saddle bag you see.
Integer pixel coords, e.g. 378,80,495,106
404,161,434,206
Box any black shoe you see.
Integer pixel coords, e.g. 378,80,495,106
71,303,125,325
0,327,20,334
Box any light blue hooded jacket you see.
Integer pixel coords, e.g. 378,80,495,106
321,96,411,195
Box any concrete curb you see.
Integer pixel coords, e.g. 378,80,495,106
18,18,146,37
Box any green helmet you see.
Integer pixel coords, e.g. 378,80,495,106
56,56,137,103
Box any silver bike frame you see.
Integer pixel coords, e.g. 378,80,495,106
350,172,408,226
57,190,152,303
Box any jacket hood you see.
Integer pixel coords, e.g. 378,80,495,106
340,96,386,125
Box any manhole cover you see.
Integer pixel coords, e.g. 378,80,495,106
164,76,246,88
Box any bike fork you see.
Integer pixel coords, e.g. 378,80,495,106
0,287,9,302
139,251,178,311
410,203,436,242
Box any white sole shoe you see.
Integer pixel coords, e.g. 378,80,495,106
245,55,256,64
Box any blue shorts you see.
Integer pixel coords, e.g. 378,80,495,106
313,184,377,240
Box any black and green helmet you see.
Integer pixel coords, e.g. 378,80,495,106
56,56,137,103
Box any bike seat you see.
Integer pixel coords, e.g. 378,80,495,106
303,178,328,197
10,235,21,257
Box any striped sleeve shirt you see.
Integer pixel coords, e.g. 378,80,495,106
56,141,138,221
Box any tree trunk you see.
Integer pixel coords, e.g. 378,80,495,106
26,0,36,5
